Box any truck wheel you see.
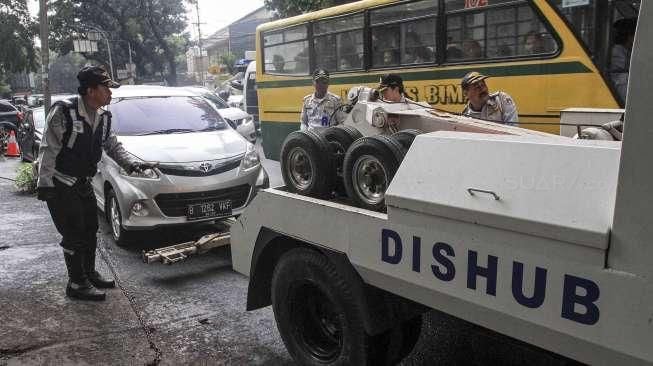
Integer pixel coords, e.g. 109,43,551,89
391,129,423,150
281,130,334,198
343,136,406,211
393,316,423,363
320,126,363,196
272,248,399,365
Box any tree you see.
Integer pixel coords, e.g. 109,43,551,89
0,0,37,92
264,0,357,18
48,0,190,85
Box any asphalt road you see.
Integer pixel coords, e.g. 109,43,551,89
0,151,581,366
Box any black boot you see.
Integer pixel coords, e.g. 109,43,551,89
83,246,116,289
64,250,106,301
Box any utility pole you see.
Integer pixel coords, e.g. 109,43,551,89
194,0,205,85
39,0,50,114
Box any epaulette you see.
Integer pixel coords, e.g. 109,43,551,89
52,97,77,109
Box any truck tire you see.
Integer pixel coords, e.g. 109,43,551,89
281,130,334,198
272,248,405,366
391,129,423,150
343,135,406,211
320,126,363,196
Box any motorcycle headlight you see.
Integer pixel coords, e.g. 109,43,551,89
240,144,260,171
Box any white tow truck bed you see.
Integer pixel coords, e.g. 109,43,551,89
232,131,652,365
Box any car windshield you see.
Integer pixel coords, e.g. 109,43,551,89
200,92,228,109
109,96,228,136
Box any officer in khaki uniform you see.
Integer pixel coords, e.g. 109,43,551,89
461,71,518,125
300,69,345,132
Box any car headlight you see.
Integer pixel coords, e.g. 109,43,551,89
233,116,253,126
119,161,160,179
240,144,260,170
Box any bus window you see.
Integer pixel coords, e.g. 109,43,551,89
370,0,438,68
548,0,597,55
313,13,364,72
445,0,558,62
263,25,309,75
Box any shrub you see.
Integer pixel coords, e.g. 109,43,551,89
15,162,37,194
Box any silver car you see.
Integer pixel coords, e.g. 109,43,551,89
92,85,269,245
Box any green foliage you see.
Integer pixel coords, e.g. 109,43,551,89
264,0,357,18
48,0,190,85
219,53,237,75
0,73,12,97
0,0,38,75
14,163,37,194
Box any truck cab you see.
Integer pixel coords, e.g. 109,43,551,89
230,4,652,365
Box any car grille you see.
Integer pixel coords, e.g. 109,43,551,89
155,184,251,217
158,155,243,177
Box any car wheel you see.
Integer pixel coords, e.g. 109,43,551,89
391,129,423,150
281,130,334,199
271,248,402,366
106,189,131,246
343,135,406,211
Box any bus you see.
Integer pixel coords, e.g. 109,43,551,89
255,0,639,159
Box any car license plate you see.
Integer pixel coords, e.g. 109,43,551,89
187,200,232,220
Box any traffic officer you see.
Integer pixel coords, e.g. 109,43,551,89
378,73,408,103
300,69,344,132
37,66,151,301
461,71,518,125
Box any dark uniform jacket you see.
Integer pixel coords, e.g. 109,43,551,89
37,96,135,188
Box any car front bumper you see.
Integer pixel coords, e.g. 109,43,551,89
98,161,268,231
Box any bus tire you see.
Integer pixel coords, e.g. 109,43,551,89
271,248,401,366
320,126,363,196
281,130,334,199
391,129,423,150
343,135,406,211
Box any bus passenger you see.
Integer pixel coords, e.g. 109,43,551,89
272,55,285,73
610,18,637,102
524,31,546,54
461,71,518,125
463,40,482,59
300,69,344,132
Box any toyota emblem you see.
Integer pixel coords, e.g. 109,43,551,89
198,162,211,173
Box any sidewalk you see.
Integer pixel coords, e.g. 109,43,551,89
0,157,156,365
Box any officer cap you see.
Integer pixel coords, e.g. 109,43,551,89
77,65,120,89
313,69,330,82
461,71,489,89
378,73,404,92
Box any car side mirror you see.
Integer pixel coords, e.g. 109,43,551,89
218,90,230,100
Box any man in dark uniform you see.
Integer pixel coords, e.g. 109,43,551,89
37,66,151,301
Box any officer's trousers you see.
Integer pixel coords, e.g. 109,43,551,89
46,178,98,254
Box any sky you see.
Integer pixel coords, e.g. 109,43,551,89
27,0,266,40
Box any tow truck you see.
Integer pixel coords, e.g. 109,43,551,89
230,5,651,365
